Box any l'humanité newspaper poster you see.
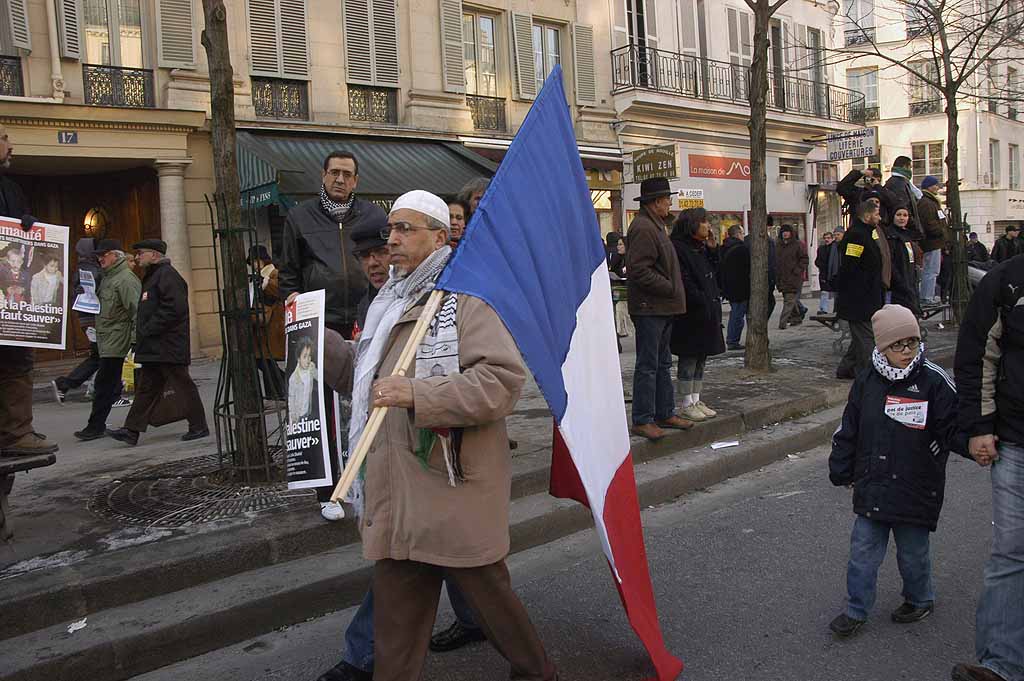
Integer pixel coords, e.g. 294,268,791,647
0,215,70,350
284,290,332,490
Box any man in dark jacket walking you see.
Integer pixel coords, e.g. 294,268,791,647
992,225,1021,263
777,225,809,329
720,225,750,350
835,201,887,378
108,240,208,446
0,124,58,456
816,230,836,314
952,255,1024,681
966,232,991,263
625,177,691,441
917,176,947,303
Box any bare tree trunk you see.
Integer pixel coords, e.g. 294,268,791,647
745,4,773,372
943,90,971,324
201,0,265,474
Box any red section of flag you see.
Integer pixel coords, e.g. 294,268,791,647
550,424,683,681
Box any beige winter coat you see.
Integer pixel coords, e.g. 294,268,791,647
329,293,525,568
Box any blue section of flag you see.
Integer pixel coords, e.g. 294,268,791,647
436,66,606,422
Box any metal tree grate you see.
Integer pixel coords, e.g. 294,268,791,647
89,454,314,528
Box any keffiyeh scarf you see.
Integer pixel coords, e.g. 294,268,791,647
320,185,355,222
871,343,924,382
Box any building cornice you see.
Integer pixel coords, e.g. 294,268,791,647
0,101,206,133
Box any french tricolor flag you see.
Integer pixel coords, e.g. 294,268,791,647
437,66,683,681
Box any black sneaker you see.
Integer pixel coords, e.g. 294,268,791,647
829,613,865,638
181,427,210,442
107,428,139,446
51,379,67,404
891,602,933,623
73,427,107,441
315,659,372,681
429,620,487,653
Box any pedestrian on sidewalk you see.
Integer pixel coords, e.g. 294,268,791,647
447,197,469,250
53,238,103,403
776,225,808,330
323,190,556,681
828,304,962,639
625,177,692,442
952,253,1024,681
720,225,750,350
670,208,724,422
835,201,887,379
249,245,286,401
816,230,836,314
992,225,1021,263
887,207,922,316
73,240,139,441
108,240,209,446
966,232,990,263
0,124,57,457
917,176,947,305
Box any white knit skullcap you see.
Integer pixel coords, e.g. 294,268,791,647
389,190,450,227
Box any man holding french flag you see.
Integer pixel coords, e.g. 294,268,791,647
324,66,681,681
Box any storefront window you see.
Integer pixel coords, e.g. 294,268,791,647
709,212,744,245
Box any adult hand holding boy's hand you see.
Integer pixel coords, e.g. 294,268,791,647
969,434,999,466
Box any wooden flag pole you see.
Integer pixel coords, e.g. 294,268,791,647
330,288,446,504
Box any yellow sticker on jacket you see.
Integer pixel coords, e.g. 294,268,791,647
846,243,864,257
871,229,880,240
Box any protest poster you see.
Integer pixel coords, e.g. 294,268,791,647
0,215,70,350
72,269,100,315
284,290,332,490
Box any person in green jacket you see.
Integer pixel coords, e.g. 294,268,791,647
74,239,140,440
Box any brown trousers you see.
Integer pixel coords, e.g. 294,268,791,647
373,558,556,681
124,363,208,433
0,346,34,446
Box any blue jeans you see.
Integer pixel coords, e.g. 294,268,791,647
920,248,942,302
630,315,676,425
845,515,934,621
342,580,480,672
976,442,1024,681
727,300,747,346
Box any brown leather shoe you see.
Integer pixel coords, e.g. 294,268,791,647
631,423,667,441
657,415,696,430
952,664,1007,681
1,432,58,457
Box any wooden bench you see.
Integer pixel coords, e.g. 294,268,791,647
1,453,57,542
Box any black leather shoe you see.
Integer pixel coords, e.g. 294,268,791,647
891,602,933,623
107,428,139,446
952,663,1007,681
74,428,107,441
429,620,487,652
181,427,210,442
829,613,864,638
315,659,372,681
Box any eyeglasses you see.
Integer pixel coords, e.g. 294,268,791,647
325,169,356,180
380,221,443,240
888,338,921,352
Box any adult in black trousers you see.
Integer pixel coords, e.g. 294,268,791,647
835,201,886,379
108,240,208,446
53,237,103,402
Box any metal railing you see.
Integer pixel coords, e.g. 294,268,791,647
905,20,929,38
83,63,155,108
860,105,880,121
251,77,309,120
845,27,876,45
348,85,398,124
0,55,23,97
611,45,866,124
467,94,507,132
909,99,942,116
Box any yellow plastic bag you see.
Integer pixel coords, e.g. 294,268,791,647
121,352,137,393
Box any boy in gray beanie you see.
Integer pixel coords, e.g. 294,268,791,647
828,304,967,638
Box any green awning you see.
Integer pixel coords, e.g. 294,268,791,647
236,130,498,206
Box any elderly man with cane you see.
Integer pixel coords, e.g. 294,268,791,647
322,190,555,681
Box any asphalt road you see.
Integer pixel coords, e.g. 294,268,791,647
131,443,994,681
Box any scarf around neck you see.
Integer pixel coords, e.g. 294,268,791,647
320,185,355,223
872,343,924,382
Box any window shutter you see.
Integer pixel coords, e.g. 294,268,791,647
157,0,196,68
643,0,658,47
56,0,81,59
511,12,535,100
344,0,373,84
439,0,464,93
8,0,31,50
280,0,309,78
371,0,399,86
249,0,281,76
572,23,597,105
612,0,627,48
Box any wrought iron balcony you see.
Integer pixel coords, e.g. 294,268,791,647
845,27,876,46
905,20,929,38
467,94,507,132
251,77,309,120
348,85,398,125
611,45,866,125
82,64,155,108
909,99,942,116
0,56,23,97
860,105,880,121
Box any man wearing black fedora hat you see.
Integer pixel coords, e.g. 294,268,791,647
625,177,692,441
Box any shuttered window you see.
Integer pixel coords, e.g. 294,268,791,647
57,0,82,58
511,12,535,100
343,0,399,87
157,0,195,68
572,23,596,105
727,7,752,67
5,0,31,50
439,0,464,93
248,0,309,79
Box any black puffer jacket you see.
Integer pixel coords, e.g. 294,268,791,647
886,225,921,316
669,235,725,358
278,197,386,336
719,236,750,302
135,259,190,365
830,353,963,531
834,220,885,322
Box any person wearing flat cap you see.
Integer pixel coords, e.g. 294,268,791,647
625,177,691,442
321,190,556,681
73,239,140,441
107,239,209,446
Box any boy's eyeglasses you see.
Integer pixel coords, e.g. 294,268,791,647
888,338,921,352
